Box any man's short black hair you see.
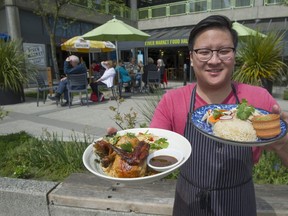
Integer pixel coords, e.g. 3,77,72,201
188,15,238,51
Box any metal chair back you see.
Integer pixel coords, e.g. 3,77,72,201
66,73,89,108
147,70,161,85
35,74,58,106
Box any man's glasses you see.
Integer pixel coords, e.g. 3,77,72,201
193,47,235,62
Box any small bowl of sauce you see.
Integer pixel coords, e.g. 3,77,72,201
147,148,183,172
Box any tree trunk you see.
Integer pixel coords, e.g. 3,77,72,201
50,34,60,80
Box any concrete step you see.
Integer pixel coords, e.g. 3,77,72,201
49,173,288,216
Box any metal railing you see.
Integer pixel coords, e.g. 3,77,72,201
138,0,283,20
69,0,283,21
70,0,133,20
264,0,283,5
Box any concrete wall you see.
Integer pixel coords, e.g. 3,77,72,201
1,173,288,216
0,177,58,216
138,5,288,30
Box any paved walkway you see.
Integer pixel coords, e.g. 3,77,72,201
0,82,287,142
0,82,183,141
1,83,288,216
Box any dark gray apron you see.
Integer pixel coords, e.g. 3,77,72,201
173,85,256,216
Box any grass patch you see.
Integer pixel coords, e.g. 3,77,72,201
0,131,287,184
0,131,90,181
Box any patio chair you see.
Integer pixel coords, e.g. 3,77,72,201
147,70,161,93
35,74,58,107
66,73,89,108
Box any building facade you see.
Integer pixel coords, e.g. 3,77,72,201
1,0,287,79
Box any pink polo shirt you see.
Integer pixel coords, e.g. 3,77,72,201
150,82,278,164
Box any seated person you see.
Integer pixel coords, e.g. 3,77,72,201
90,60,101,80
135,60,144,87
116,59,132,92
49,55,86,106
90,60,116,102
126,57,140,88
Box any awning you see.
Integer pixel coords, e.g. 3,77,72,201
143,27,191,47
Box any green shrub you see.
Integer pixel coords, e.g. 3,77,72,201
0,131,90,181
0,106,8,120
253,150,288,184
233,32,287,86
283,89,288,100
0,39,38,92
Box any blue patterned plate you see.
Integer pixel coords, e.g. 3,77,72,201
192,104,287,147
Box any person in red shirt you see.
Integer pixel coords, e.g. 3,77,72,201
150,15,288,216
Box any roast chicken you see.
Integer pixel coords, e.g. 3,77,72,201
93,135,150,178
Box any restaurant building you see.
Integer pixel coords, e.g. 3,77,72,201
0,0,287,80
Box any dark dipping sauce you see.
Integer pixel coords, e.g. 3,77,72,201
149,155,178,167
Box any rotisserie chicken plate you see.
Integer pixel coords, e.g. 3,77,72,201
83,128,191,184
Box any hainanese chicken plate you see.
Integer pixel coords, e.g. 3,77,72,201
191,103,287,147
82,128,191,184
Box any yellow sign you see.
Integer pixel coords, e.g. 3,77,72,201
145,38,188,47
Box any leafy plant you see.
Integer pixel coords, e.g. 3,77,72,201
0,107,8,120
0,131,91,181
253,150,288,184
109,97,147,130
136,89,165,123
0,39,38,92
233,31,287,87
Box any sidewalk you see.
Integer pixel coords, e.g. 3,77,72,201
0,82,287,142
0,81,183,141
1,83,288,216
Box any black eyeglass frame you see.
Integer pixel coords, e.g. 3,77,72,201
193,47,236,62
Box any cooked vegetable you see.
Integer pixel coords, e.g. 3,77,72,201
213,109,223,119
150,138,169,150
209,115,220,123
236,99,255,120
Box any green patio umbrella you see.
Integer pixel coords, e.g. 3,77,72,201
82,16,150,62
232,21,266,38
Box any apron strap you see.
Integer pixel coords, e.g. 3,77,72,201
188,83,240,115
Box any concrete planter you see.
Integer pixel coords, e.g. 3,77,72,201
0,87,25,105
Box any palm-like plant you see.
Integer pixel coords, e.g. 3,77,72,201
233,32,287,89
0,39,37,92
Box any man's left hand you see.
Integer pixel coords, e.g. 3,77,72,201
261,104,288,167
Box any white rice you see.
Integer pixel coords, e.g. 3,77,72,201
213,118,257,142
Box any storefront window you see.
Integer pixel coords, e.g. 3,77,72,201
152,7,166,18
189,0,207,13
235,0,252,7
211,0,231,10
170,4,186,15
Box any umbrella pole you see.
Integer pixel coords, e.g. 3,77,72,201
89,53,92,83
116,41,119,63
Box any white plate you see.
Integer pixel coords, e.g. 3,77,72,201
192,104,288,147
82,128,191,184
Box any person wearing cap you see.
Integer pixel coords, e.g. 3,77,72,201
49,55,86,106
